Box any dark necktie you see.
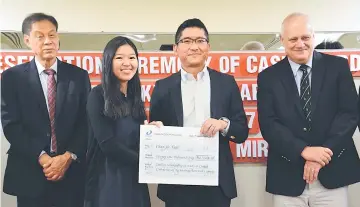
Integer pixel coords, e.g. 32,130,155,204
299,64,311,127
44,69,57,153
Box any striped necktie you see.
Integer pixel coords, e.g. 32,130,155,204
44,69,57,153
299,64,311,128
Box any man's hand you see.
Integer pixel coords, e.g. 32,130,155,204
303,160,322,184
43,152,73,181
301,147,333,166
200,118,228,137
39,153,53,168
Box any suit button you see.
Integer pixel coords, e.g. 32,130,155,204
303,128,307,132
46,133,50,137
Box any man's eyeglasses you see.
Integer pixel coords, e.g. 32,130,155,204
177,38,209,46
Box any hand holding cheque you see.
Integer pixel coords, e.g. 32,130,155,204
144,120,164,128
201,118,229,137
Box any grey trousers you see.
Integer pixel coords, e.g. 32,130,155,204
273,180,348,207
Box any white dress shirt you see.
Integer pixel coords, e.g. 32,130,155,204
181,66,211,127
180,66,229,135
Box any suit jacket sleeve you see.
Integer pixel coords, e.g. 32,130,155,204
1,70,46,161
257,71,308,162
322,58,358,154
65,71,91,162
86,87,138,166
358,85,360,130
149,80,164,122
223,77,249,143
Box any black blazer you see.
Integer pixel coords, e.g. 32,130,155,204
84,85,143,200
1,58,91,197
149,68,249,201
257,51,360,196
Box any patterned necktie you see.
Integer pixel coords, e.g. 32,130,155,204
44,69,57,153
299,64,311,127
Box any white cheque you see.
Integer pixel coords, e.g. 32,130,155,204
139,125,219,186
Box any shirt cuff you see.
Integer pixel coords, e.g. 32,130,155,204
68,152,78,162
39,150,46,158
220,117,230,136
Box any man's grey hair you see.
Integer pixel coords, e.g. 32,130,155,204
280,12,314,36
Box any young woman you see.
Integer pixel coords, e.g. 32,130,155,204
84,36,161,207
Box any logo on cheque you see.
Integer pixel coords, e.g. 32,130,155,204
145,130,152,137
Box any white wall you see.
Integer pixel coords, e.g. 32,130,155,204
1,0,360,207
1,0,360,33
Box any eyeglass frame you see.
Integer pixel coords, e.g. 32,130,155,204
176,37,209,46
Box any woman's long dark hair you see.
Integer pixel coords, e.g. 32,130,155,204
101,36,146,122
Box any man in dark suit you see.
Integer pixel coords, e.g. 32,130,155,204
149,18,249,207
1,13,90,207
257,12,360,207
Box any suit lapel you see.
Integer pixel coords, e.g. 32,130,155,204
208,69,221,119
170,72,183,126
280,58,306,120
55,60,69,119
27,60,49,120
310,51,326,115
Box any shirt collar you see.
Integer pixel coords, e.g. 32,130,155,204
35,57,58,75
180,65,209,82
288,52,313,76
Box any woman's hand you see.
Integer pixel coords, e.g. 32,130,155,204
144,120,163,128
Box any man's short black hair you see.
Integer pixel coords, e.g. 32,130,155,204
22,13,58,35
175,18,209,44
315,41,344,49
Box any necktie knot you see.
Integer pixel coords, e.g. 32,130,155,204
299,64,308,73
44,69,55,76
